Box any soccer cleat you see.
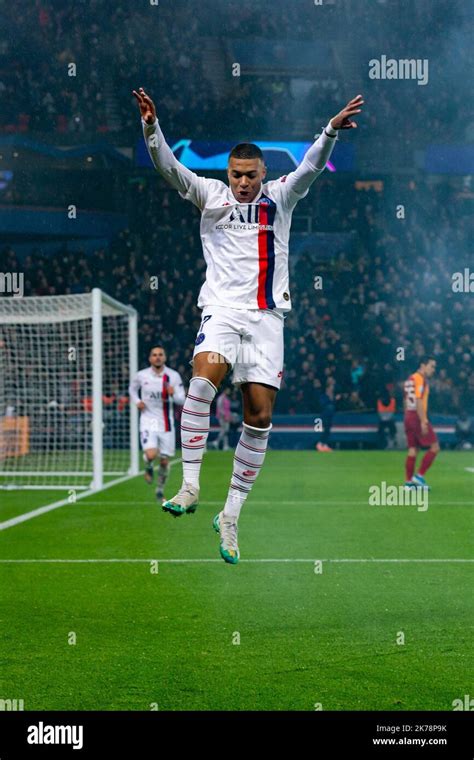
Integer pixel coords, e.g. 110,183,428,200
412,474,430,490
213,511,240,564
162,483,199,517
404,480,416,489
144,462,154,484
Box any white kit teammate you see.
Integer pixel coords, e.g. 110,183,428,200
129,345,185,501
133,86,364,563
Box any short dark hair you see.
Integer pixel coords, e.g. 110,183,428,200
149,344,165,354
229,143,264,162
420,355,436,366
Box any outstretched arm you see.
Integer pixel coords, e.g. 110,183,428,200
283,95,364,200
133,87,208,208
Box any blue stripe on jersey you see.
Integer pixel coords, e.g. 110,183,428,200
259,195,277,309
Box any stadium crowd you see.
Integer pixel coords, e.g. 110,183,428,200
2,171,471,417
1,0,471,420
1,0,470,144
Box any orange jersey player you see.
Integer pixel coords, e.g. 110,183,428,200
403,356,440,489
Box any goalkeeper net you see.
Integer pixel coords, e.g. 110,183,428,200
0,289,138,490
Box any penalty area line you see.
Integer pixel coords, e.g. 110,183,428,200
0,459,182,532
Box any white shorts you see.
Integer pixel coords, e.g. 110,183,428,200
192,305,284,390
140,424,176,457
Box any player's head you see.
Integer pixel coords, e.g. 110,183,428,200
419,356,437,378
149,345,166,369
227,143,266,203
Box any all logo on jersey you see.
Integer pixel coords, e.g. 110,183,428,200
229,207,247,223
217,196,275,230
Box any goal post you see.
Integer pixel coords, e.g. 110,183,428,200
0,289,139,491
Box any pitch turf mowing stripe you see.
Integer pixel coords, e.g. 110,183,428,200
0,558,472,564
1,562,471,711
1,451,471,711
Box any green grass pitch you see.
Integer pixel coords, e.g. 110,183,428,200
0,451,472,711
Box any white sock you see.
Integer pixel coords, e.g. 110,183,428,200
223,422,272,519
180,376,217,488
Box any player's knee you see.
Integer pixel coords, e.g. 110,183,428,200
432,442,440,453
192,355,228,389
245,412,272,429
145,449,157,461
408,447,417,457
188,374,218,400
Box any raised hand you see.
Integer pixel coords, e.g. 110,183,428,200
132,87,157,125
330,94,364,130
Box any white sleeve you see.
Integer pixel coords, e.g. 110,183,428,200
128,374,141,405
278,120,338,208
142,118,211,211
171,372,186,406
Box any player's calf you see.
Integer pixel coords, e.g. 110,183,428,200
180,375,218,489
156,456,171,500
143,450,157,484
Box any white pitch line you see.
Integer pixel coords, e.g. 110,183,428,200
0,460,181,532
0,558,472,564
70,500,474,507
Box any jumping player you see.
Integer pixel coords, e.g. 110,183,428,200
403,356,440,489
129,345,185,500
133,86,364,563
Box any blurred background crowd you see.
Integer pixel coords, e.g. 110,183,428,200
0,0,472,423
2,171,472,417
1,0,471,146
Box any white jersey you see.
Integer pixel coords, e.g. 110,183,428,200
142,117,338,312
129,365,185,432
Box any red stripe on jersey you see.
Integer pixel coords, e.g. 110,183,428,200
257,203,269,308
162,374,171,432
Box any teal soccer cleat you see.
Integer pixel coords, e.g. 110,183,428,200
412,474,430,490
213,511,240,565
162,483,199,517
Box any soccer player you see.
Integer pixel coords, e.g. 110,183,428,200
129,345,185,500
403,356,440,489
133,86,364,563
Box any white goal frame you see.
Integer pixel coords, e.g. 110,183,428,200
0,288,139,491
